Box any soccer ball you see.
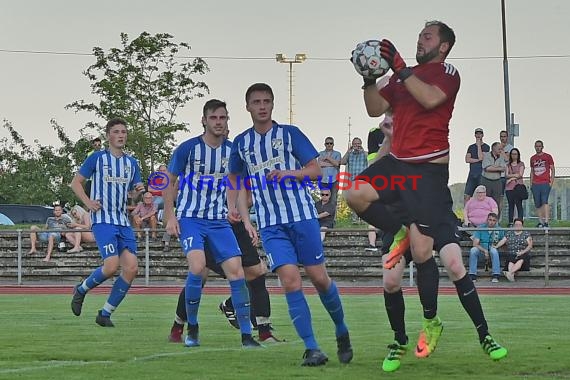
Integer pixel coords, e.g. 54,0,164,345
351,40,390,78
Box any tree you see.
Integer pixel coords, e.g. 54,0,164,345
0,119,92,205
66,32,209,179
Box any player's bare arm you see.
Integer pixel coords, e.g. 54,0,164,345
266,159,321,182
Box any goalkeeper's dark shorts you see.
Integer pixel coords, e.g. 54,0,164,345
205,221,261,277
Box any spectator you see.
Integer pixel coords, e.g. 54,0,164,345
28,204,75,262
131,192,158,240
463,185,498,227
464,128,490,205
315,190,336,242
504,148,526,225
67,205,96,253
498,130,514,195
503,218,532,282
341,137,367,223
468,212,506,283
317,137,341,206
530,140,555,228
149,164,167,210
481,142,507,218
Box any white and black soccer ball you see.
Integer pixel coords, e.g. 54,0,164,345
351,40,390,78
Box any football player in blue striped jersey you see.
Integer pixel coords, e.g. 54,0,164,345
70,118,144,327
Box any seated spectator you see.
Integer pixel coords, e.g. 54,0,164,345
503,218,533,282
28,204,75,262
131,192,158,240
67,205,96,252
315,190,336,241
468,212,506,283
463,185,498,227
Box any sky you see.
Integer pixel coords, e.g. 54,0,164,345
1,0,569,184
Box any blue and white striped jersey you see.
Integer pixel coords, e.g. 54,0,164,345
169,136,232,220
79,150,142,226
229,123,319,229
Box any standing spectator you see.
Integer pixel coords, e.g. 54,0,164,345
504,148,526,225
69,117,145,327
317,137,341,206
503,218,533,282
468,213,506,283
149,164,167,210
463,185,499,227
67,205,96,253
530,140,555,227
28,204,75,262
481,142,507,218
316,190,336,242
131,192,158,240
464,128,490,205
341,137,367,223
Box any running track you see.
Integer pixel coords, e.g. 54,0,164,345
1,285,569,295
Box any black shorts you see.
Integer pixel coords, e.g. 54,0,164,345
205,221,261,277
358,155,459,251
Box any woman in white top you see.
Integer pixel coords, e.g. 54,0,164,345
67,205,96,252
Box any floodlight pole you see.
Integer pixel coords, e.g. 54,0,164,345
276,53,307,124
501,0,513,145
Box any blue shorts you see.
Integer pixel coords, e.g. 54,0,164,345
92,223,137,259
464,175,481,197
178,218,241,264
38,232,61,242
259,219,324,272
531,183,551,208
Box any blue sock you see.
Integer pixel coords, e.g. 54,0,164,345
101,276,131,317
229,278,252,335
80,266,107,294
185,272,203,325
286,290,318,350
318,281,349,337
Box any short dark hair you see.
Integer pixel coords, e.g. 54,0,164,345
105,118,127,134
202,99,227,118
513,217,524,224
92,137,101,144
535,140,544,147
245,83,274,104
500,130,508,136
487,212,498,220
426,20,456,56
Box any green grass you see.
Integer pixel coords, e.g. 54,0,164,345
0,293,569,379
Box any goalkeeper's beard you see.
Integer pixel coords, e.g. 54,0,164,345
416,46,440,64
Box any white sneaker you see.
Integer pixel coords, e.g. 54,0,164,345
491,277,499,283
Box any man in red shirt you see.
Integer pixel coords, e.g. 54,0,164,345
345,20,507,370
530,140,555,227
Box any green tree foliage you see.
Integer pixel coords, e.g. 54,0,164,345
66,32,209,178
0,120,93,205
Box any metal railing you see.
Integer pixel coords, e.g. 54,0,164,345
1,226,568,287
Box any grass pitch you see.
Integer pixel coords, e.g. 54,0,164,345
0,292,569,379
